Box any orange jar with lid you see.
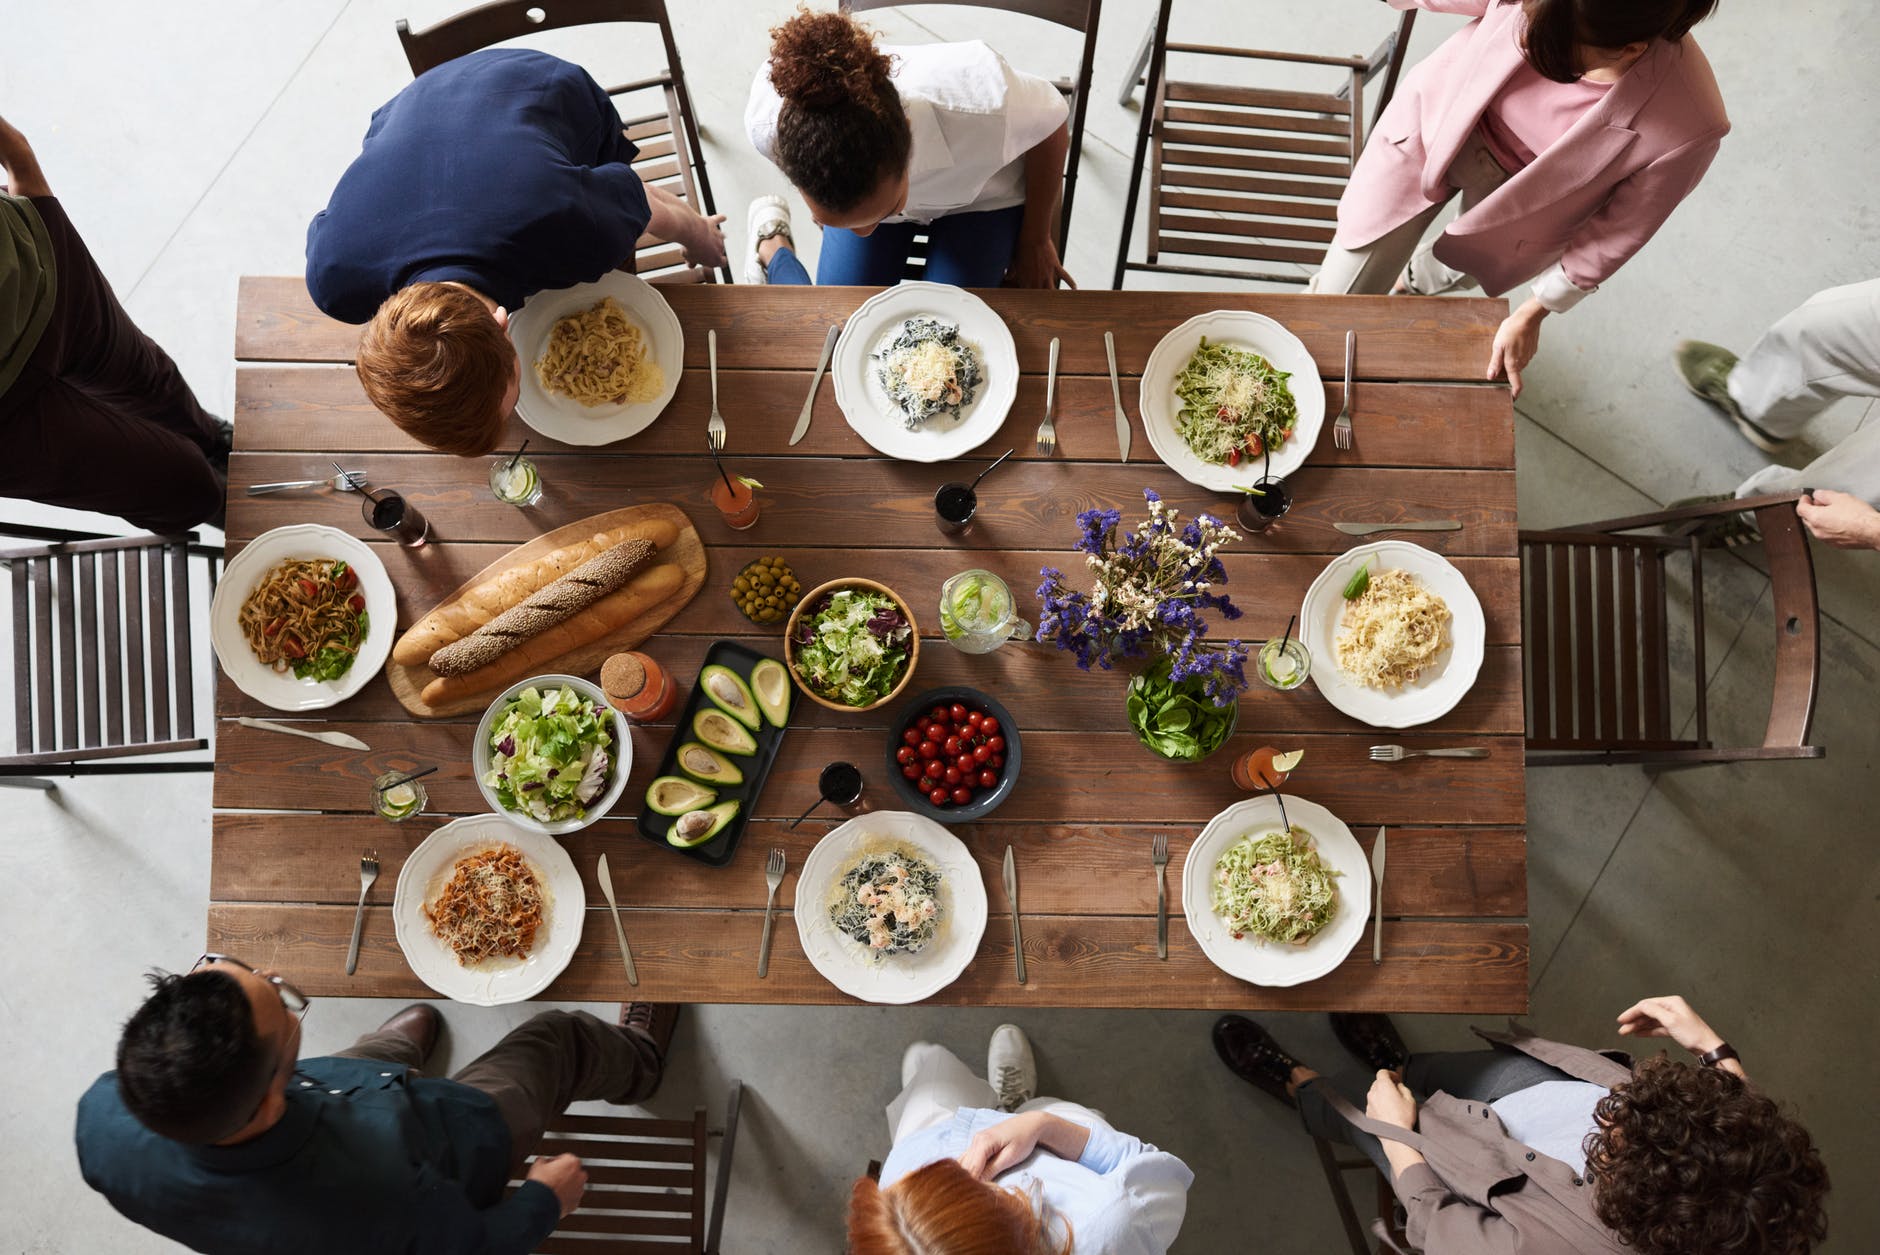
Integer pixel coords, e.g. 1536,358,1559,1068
601,652,677,722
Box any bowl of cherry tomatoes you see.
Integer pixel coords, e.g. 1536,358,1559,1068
885,686,1021,821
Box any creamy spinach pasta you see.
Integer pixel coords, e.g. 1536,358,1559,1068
829,845,943,956
873,317,982,430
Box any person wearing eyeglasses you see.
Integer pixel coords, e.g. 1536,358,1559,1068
75,954,680,1254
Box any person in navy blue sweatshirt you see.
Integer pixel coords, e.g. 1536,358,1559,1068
305,48,724,455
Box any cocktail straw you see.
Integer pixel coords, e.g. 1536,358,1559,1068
969,448,1015,491
705,437,737,494
505,438,530,472
375,765,438,794
1280,612,1296,652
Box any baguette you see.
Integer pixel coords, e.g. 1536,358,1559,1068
392,516,680,665
428,539,654,676
420,562,686,708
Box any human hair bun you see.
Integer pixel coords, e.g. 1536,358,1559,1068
768,9,893,112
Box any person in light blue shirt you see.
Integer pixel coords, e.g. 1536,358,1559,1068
850,1024,1192,1254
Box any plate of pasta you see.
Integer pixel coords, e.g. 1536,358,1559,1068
793,810,987,1004
1299,540,1486,728
209,524,396,711
1139,311,1325,491
392,814,584,1005
509,272,683,446
1182,794,1369,987
831,282,1017,462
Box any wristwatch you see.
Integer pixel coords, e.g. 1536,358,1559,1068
1698,1042,1740,1068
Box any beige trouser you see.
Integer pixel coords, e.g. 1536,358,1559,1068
1310,128,1512,296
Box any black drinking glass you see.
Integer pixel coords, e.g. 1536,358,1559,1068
934,482,977,536
819,761,867,814
1236,477,1292,534
362,487,430,547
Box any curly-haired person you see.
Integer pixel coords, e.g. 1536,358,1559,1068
1215,996,1828,1255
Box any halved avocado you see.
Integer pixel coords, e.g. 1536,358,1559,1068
694,707,758,756
750,657,791,729
674,742,744,786
700,663,762,730
645,775,716,816
668,799,741,847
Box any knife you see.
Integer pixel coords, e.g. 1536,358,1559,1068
1334,521,1464,536
595,853,639,987
789,325,841,446
1371,826,1387,965
1104,331,1130,462
235,716,369,751
1003,845,1026,985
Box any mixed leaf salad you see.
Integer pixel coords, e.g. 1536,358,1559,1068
1126,657,1237,761
792,587,913,707
483,685,615,823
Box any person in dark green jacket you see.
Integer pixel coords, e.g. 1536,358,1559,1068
76,954,678,1254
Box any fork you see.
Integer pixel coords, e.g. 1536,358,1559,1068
1034,336,1060,456
1369,744,1490,761
1152,833,1169,960
1332,330,1355,450
247,470,366,496
346,850,379,976
756,848,785,978
707,328,726,452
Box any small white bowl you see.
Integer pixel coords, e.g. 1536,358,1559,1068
472,674,632,836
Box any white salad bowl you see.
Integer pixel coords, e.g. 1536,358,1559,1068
472,674,632,836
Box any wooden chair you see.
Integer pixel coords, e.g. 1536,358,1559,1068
523,1080,743,1253
840,0,1102,277
1313,1135,1416,1254
1112,1,1415,288
1521,495,1823,767
396,0,725,284
0,523,223,789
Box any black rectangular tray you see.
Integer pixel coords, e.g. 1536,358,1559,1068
633,640,789,867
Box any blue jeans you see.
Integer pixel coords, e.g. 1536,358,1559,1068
765,204,1026,287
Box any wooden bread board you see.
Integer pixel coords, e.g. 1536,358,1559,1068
386,503,706,718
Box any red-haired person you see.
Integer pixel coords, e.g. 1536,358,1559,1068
1316,0,1729,398
850,1025,1192,1254
306,50,725,455
1217,997,1829,1255
742,9,1072,290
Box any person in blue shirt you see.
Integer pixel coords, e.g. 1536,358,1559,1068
75,953,679,1255
305,48,725,456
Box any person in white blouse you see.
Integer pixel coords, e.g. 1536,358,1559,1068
849,1024,1192,1255
741,9,1073,290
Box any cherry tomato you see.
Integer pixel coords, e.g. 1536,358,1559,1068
949,702,968,722
950,785,973,805
930,705,949,722
918,741,940,760
902,729,921,747
944,766,962,785
896,745,917,765
1247,432,1264,457
990,754,1005,769
978,768,998,788
987,734,1006,753
928,786,950,806
980,716,1000,735
956,754,977,775
1226,447,1241,467
281,637,306,659
942,735,961,756
916,716,933,735
966,710,983,729
902,763,922,781
924,758,945,779
347,594,366,613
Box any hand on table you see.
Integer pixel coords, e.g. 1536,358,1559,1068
1365,1069,1418,1130
1487,299,1548,401
1006,235,1075,290
1795,489,1880,550
1616,995,1725,1056
526,1153,588,1217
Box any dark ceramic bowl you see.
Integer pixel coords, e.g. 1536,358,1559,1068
884,685,1022,822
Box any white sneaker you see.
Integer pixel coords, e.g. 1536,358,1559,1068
988,1024,1036,1112
744,194,794,286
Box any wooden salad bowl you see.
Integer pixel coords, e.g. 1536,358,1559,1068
783,577,921,715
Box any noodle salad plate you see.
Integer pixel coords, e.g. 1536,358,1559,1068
794,810,988,1004
831,281,1018,462
1139,310,1325,491
392,814,584,1006
1182,794,1370,988
509,271,684,446
1300,540,1486,729
209,523,395,711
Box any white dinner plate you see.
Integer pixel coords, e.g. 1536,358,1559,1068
1182,794,1369,988
209,524,395,712
1300,540,1487,729
831,281,1017,462
393,814,584,1006
1139,310,1325,491
794,810,988,1004
508,271,683,446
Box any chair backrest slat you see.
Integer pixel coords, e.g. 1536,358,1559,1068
1756,504,1820,747
78,552,101,748
55,552,79,751
170,543,195,737
1571,545,1594,741
1592,546,1618,741
124,549,147,746
10,559,31,752
689,1106,708,1250
1616,546,1639,741
1638,551,1668,738
101,551,124,746
146,546,172,742
31,558,54,752
1522,541,1551,740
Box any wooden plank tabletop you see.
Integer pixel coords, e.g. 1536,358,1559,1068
214,279,1527,1012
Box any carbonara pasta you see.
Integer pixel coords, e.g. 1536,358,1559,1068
1335,568,1451,689
534,297,663,407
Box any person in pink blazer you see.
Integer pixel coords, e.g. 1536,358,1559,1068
1316,0,1729,397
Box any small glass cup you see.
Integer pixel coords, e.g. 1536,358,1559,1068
819,761,868,815
1258,636,1311,691
1236,477,1292,534
489,455,544,506
711,474,760,530
934,482,977,536
373,772,426,822
362,487,430,547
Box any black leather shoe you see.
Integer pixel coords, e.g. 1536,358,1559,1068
1329,1012,1410,1073
1213,1015,1303,1109
615,1003,681,1103
378,1004,442,1063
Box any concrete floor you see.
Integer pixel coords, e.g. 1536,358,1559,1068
3,2,1877,1250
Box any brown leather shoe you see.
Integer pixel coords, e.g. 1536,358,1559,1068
620,1002,681,1062
1213,1014,1303,1109
1329,1012,1410,1073
378,1004,442,1063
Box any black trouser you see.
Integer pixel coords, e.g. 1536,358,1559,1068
0,196,225,532
1296,1045,1574,1176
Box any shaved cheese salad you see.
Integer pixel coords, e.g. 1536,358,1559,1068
1211,825,1340,945
1174,338,1298,467
874,317,983,430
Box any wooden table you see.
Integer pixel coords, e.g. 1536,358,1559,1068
214,279,1527,1012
